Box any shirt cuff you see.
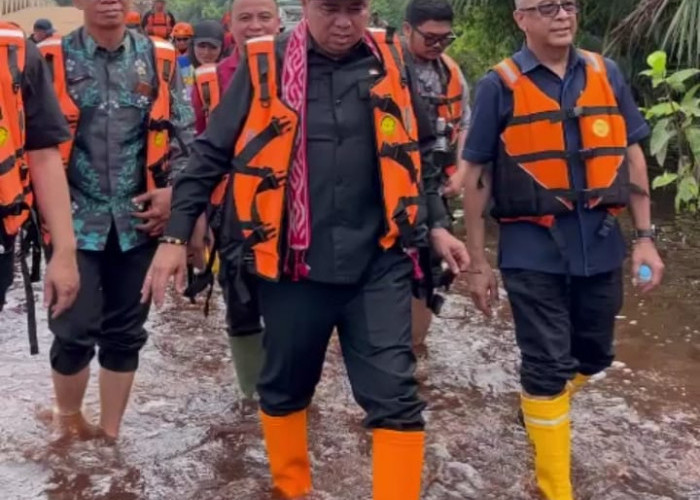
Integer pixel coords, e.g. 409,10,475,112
462,148,494,165
164,211,197,242
628,123,651,146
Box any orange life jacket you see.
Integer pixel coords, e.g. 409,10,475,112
492,50,629,229
38,36,177,192
224,29,421,280
0,23,31,247
424,53,464,177
146,11,173,39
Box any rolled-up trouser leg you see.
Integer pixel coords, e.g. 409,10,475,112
96,236,156,373
502,269,576,397
570,269,623,379
49,249,103,376
219,265,264,398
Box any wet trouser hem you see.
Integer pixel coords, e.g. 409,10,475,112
502,268,623,397
48,228,154,376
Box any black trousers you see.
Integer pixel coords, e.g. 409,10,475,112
218,263,263,337
0,250,13,311
502,268,623,397
257,251,425,431
48,229,156,375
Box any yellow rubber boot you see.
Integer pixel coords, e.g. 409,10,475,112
372,429,425,500
567,374,590,395
521,391,574,500
260,410,312,498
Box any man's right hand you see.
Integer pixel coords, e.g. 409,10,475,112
141,243,188,308
467,260,499,318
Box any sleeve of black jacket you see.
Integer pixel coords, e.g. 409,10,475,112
406,64,450,231
164,58,253,241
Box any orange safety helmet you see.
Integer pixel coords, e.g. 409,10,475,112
172,22,194,39
125,11,142,25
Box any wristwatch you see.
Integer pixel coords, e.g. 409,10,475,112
633,226,656,241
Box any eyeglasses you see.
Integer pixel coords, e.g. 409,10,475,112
174,38,190,42
412,26,456,48
519,1,579,18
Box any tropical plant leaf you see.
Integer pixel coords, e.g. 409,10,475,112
650,118,674,166
652,171,679,189
646,50,667,76
686,127,700,165
645,101,681,118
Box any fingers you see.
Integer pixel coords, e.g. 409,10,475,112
642,259,665,294
442,249,460,275
51,286,73,319
141,268,154,305
132,192,152,204
44,279,55,311
489,273,499,303
456,246,470,272
135,220,159,233
132,209,158,220
174,262,186,295
471,291,492,318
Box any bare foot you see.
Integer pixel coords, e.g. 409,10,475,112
37,407,103,443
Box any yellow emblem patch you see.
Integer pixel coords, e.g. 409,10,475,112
380,115,397,136
0,127,8,147
153,132,166,147
592,119,610,138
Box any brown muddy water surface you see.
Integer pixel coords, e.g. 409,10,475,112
1,207,699,500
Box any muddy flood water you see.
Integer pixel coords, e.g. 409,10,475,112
1,205,699,500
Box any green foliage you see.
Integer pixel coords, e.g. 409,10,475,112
642,50,700,212
167,0,229,23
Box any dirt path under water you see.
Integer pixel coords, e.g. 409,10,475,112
1,209,699,500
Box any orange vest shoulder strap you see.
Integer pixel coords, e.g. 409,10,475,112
493,57,522,90
151,37,176,91
578,49,608,77
245,35,278,103
195,64,220,116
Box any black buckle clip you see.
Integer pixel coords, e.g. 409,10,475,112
597,213,616,238
564,106,583,120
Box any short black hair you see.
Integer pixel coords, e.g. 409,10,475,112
405,0,454,26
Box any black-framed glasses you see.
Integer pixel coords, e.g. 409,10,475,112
174,37,190,42
519,1,579,18
413,26,456,48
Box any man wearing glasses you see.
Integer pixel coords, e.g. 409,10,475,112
402,0,470,348
462,1,664,499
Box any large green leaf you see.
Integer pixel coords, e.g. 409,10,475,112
667,69,700,93
686,127,700,165
650,118,674,166
646,50,667,77
645,101,681,118
652,171,679,190
677,175,699,203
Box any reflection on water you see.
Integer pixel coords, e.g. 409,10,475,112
0,202,698,499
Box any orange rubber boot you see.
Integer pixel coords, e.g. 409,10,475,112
260,410,312,498
372,429,425,500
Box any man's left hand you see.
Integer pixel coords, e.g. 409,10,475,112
430,228,470,275
44,248,80,319
631,238,664,293
133,187,173,237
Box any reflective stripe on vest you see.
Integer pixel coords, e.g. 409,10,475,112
38,36,175,192
147,12,172,39
0,22,30,239
492,51,628,222
230,29,422,280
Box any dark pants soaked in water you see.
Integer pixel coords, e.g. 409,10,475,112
257,252,426,430
502,268,624,397
49,228,156,375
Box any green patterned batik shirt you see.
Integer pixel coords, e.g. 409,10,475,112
62,27,194,251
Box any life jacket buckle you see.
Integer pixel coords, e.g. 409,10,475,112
596,212,617,238
564,106,583,120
